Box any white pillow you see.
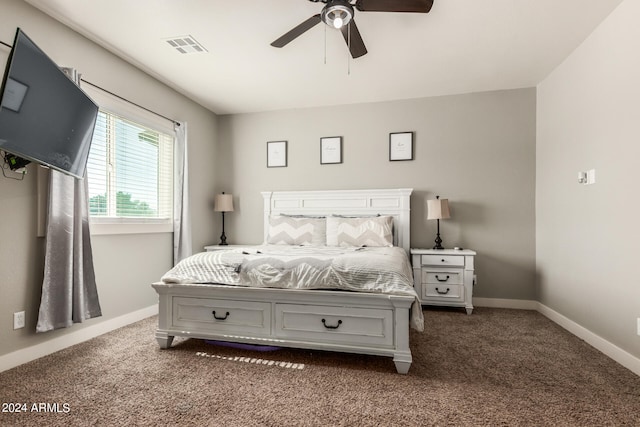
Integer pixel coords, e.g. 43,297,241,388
326,215,393,247
266,215,326,246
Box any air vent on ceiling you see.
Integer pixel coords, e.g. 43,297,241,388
165,35,208,54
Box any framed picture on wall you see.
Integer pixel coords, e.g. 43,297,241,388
267,140,287,168
389,132,414,161
320,136,342,164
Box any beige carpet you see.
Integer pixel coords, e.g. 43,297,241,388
1,307,638,426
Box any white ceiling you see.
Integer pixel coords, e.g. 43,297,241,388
25,0,622,115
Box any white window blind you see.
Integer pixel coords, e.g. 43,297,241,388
86,109,173,230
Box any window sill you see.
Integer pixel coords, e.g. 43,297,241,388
89,219,172,235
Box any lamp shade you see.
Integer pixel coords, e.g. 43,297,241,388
427,197,450,220
214,193,234,212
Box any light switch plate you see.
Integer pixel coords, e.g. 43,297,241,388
578,171,587,184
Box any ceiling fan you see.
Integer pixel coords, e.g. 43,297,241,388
271,0,434,59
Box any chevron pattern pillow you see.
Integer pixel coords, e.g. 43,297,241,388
326,215,394,247
266,215,326,246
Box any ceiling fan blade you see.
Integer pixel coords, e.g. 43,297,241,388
340,20,367,59
355,0,434,13
271,14,322,48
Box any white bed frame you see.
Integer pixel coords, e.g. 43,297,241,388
153,188,415,374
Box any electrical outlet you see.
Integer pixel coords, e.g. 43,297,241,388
637,318,640,336
13,311,25,330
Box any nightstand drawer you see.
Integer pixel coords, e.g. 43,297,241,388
422,283,464,301
421,255,464,267
422,270,463,285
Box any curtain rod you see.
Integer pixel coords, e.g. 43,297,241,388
0,36,179,126
0,33,179,126
80,78,179,126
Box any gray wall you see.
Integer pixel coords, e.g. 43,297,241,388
0,0,218,357
218,88,537,301
537,0,639,358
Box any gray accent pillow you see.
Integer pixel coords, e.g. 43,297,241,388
326,215,393,247
266,215,326,245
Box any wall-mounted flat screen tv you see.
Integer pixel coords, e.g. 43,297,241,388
0,28,98,179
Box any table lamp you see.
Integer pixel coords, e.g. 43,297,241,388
214,192,234,245
427,195,450,250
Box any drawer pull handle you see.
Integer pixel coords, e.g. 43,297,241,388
441,259,446,263
321,319,343,329
212,311,230,320
435,287,450,295
435,275,450,282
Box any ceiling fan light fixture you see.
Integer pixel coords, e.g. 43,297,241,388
321,1,354,29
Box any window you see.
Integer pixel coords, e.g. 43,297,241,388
86,109,173,234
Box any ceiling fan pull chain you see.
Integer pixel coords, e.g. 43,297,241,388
326,23,330,64
347,23,351,75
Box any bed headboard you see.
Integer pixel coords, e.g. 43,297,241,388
261,188,413,255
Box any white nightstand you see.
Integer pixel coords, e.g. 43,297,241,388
410,248,476,314
204,245,255,252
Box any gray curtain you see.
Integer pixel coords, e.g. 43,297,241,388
173,121,192,265
36,67,101,333
36,169,102,332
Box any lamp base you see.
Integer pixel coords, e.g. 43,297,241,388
433,232,444,250
219,211,228,245
219,232,228,246
432,217,445,249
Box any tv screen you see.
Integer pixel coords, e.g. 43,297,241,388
0,28,98,179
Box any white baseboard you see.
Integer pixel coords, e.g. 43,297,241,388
0,304,158,373
474,298,640,376
473,297,538,310
537,303,640,377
